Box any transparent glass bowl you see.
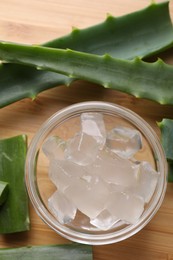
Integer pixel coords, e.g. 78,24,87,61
25,101,167,245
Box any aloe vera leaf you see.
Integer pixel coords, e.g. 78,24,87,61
167,162,173,182
0,1,173,108
158,119,173,182
159,119,173,161
0,63,72,107
0,244,92,260
44,1,173,59
0,135,30,233
0,181,8,206
1,42,173,105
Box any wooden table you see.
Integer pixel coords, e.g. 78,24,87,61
0,0,173,259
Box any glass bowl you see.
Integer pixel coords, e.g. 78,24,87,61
25,101,167,245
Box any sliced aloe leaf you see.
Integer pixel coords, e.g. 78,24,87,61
0,244,92,260
158,119,173,182
159,119,173,161
0,135,30,233
168,162,173,182
0,1,173,108
0,181,9,206
1,42,173,105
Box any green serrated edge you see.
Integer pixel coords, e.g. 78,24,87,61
1,42,173,105
44,1,173,60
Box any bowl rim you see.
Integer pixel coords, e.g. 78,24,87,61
25,101,168,245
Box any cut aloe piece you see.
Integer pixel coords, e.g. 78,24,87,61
1,42,173,105
168,162,173,182
0,244,92,260
158,119,173,182
0,135,30,233
0,1,173,108
159,119,173,161
0,181,9,206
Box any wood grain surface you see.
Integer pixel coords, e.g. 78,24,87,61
0,0,173,259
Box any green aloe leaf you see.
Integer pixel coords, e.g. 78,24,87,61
1,42,173,105
158,119,173,182
159,119,173,161
0,135,30,233
44,1,173,60
0,244,92,260
0,181,9,206
0,1,173,108
168,162,173,182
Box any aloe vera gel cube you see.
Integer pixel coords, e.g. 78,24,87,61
89,149,139,187
65,132,100,166
48,190,77,224
49,159,87,192
106,127,142,158
42,136,66,161
130,161,159,203
90,209,119,230
106,191,144,224
64,175,109,219
81,112,106,148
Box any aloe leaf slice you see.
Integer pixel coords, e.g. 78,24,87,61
168,162,173,182
0,135,30,233
159,119,173,161
0,1,173,108
0,181,9,206
158,119,173,182
1,42,173,105
0,244,92,260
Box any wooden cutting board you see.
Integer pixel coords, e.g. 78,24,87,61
0,0,173,259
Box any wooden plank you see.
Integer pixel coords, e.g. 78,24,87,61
93,244,168,260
